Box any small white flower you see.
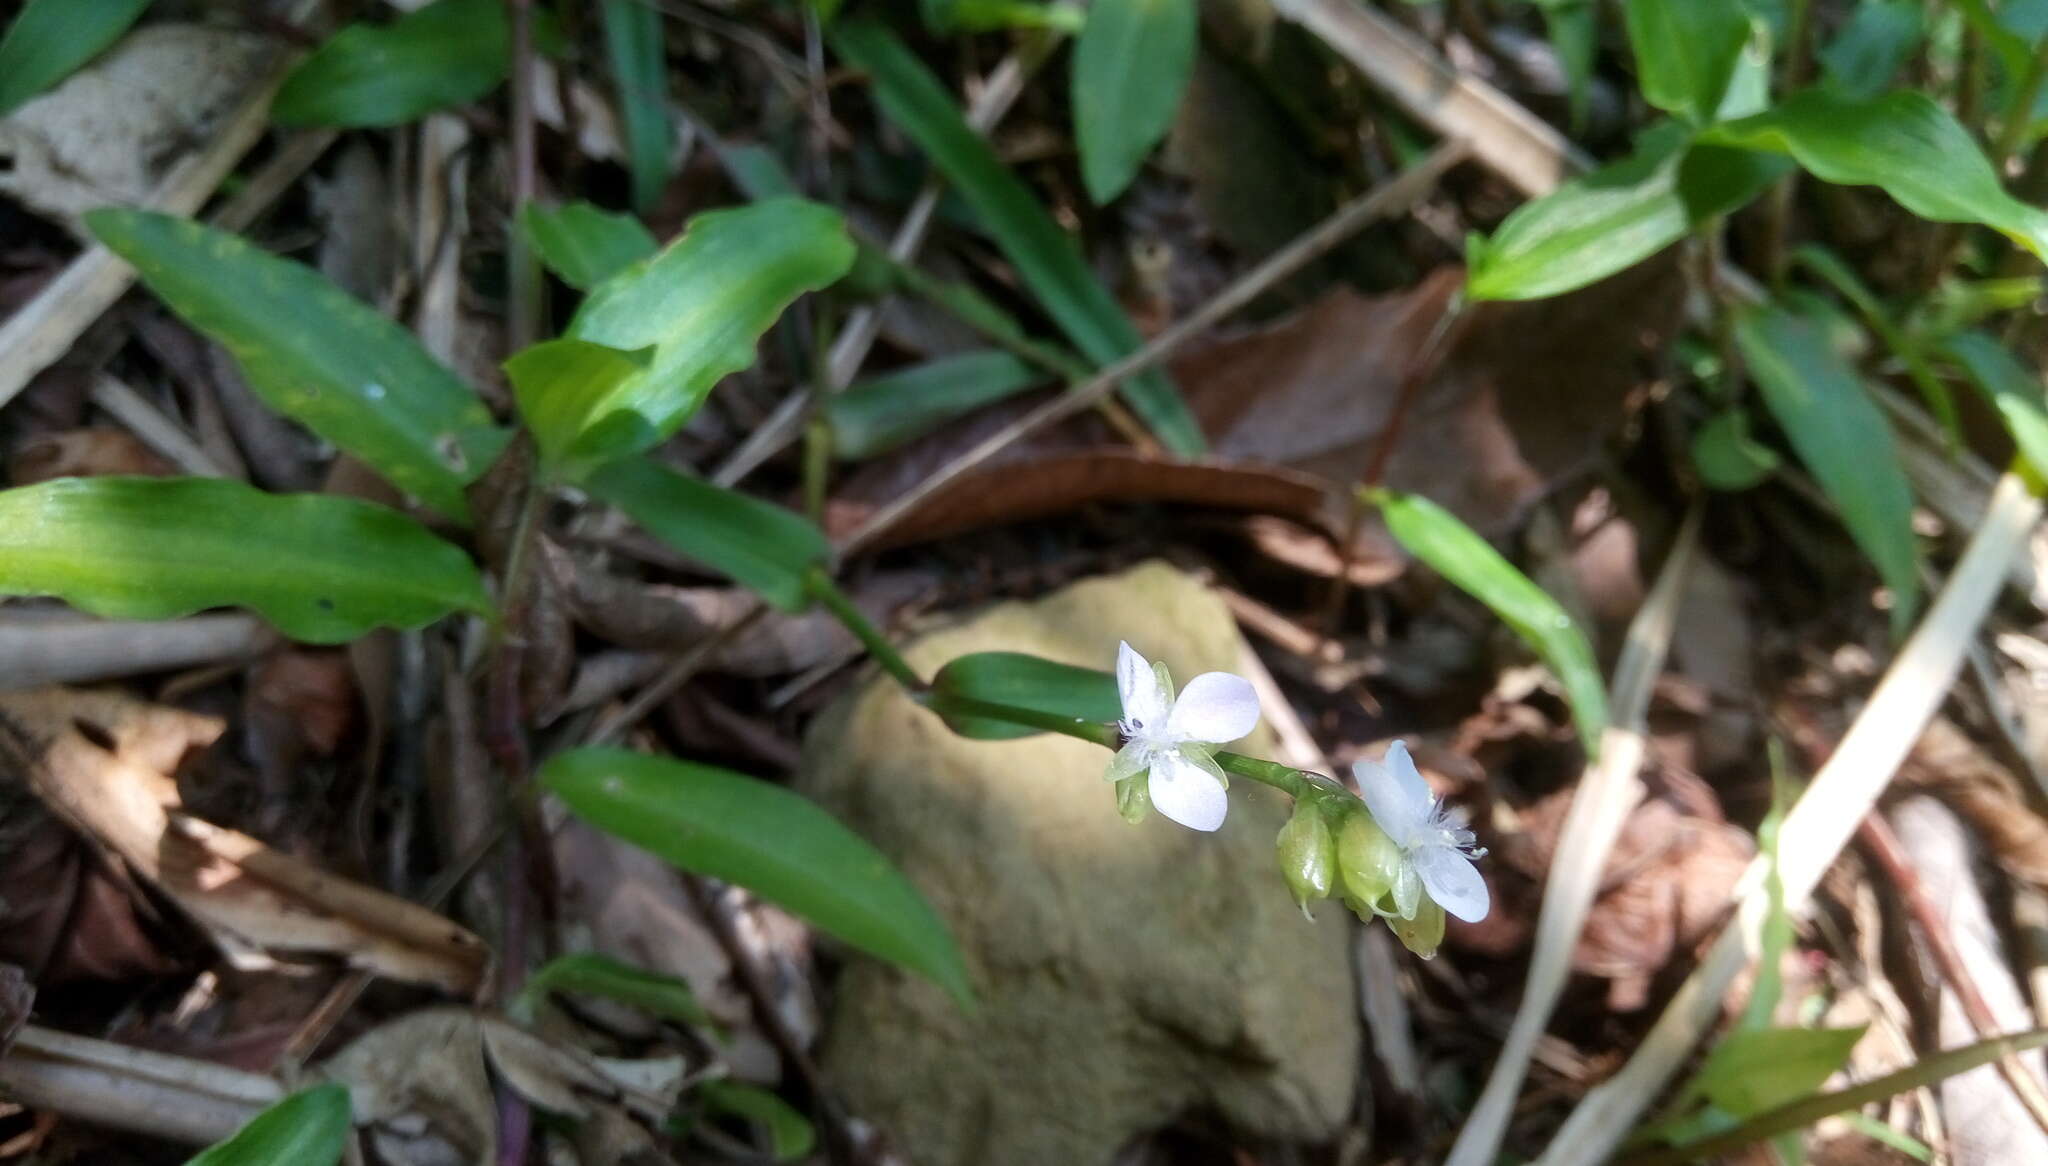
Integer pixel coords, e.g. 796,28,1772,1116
1351,741,1490,923
1106,641,1260,832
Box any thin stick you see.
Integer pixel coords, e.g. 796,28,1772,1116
838,141,1469,558
89,375,231,478
584,604,770,746
1859,812,2048,1139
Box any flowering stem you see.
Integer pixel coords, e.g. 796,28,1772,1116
1215,752,1315,799
805,568,926,692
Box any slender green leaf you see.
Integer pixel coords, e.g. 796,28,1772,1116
1944,330,2048,481
186,1085,351,1166
519,202,658,291
0,0,151,117
272,0,508,128
1703,88,2048,261
1620,1030,2048,1166
1535,0,1597,130
1692,409,1780,490
542,747,973,1006
831,19,1205,453
1818,0,1923,101
921,0,1084,33
1466,128,1783,301
697,1081,817,1161
1369,489,1607,755
584,456,828,611
1736,302,1921,636
1793,243,1958,442
928,651,1122,740
1624,0,1752,124
601,0,673,214
826,351,1049,459
1072,0,1197,204
517,952,716,1029
0,476,489,643
1694,1025,1870,1117
85,209,507,523
505,338,652,471
557,199,854,467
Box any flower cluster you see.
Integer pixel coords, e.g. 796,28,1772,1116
1109,643,1488,959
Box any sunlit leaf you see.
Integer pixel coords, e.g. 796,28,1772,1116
1703,88,2048,260
185,1085,351,1166
831,19,1205,453
1943,330,2048,482
600,0,673,213
697,1081,817,1162
584,456,829,611
1624,0,1752,124
1072,0,1196,204
1736,302,1921,636
928,651,1122,740
556,199,854,467
0,0,150,116
921,0,1084,33
826,351,1048,459
517,952,715,1030
86,209,508,523
0,476,490,644
519,201,658,291
1369,488,1607,755
272,0,509,128
542,747,973,1007
1692,1026,1869,1117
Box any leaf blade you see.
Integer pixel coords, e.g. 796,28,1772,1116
85,209,508,523
826,350,1049,459
519,201,658,291
272,0,509,128
0,476,491,644
1623,0,1752,124
542,747,973,1007
599,0,673,213
185,1085,352,1166
1072,0,1197,204
584,456,829,611
0,0,151,117
928,651,1123,740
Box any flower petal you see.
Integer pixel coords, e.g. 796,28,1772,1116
1414,844,1490,922
1354,741,1432,843
1117,641,1169,730
1391,860,1422,920
1166,671,1260,743
1148,750,1228,832
1104,740,1152,783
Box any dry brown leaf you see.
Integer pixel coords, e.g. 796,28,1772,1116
0,687,487,993
1894,716,2048,891
8,428,176,483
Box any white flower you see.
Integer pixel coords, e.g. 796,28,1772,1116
1351,741,1490,923
1105,641,1260,832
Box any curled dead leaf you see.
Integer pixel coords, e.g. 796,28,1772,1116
9,428,176,483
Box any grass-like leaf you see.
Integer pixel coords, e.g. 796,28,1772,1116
1072,0,1197,204
1736,301,1921,637
1369,488,1607,756
0,477,492,644
698,1081,817,1162
584,456,830,611
826,351,1049,459
830,19,1205,453
185,1085,351,1166
86,209,509,523
542,747,974,1007
0,0,150,117
272,0,510,128
516,952,715,1030
600,0,673,213
519,201,658,291
1943,330,2048,482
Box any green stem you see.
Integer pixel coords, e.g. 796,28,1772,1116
1216,751,1315,798
805,568,925,692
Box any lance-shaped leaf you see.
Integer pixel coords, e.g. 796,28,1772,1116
516,952,715,1030
1466,128,1783,301
519,201,658,291
272,0,510,128
826,350,1049,459
1369,488,1607,755
928,651,1123,740
1817,0,1923,101
1624,0,1751,124
1703,88,2048,261
600,0,673,213
86,210,508,523
584,456,829,611
1073,0,1197,204
1692,1026,1870,1117
0,476,491,644
698,1082,817,1163
830,19,1205,454
1736,302,1921,636
186,1085,351,1166
504,338,653,471
0,0,151,117
553,199,855,467
1944,330,2048,481
543,747,974,1007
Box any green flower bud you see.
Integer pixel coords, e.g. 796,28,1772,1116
1115,773,1151,824
1337,808,1403,912
1388,897,1446,960
1276,799,1337,913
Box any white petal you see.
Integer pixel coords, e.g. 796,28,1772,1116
1166,672,1260,743
1148,750,1229,832
1104,740,1152,783
1391,860,1422,920
1354,742,1431,843
1415,844,1490,922
1117,641,1169,730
